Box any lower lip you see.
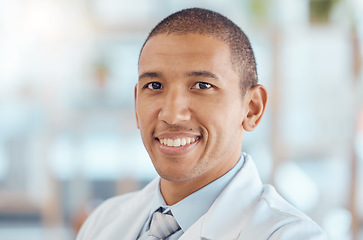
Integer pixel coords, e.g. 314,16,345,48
156,138,200,155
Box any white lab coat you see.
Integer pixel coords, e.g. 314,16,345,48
77,154,327,240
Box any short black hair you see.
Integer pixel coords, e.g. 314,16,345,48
139,8,258,94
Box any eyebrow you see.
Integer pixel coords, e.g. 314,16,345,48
138,70,220,82
186,71,220,82
138,72,161,81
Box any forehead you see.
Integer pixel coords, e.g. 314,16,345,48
138,34,235,75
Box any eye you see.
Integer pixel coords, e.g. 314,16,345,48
146,82,163,90
194,82,212,90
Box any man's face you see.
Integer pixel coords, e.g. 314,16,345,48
136,34,248,184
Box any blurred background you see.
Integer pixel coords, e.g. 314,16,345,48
0,0,362,239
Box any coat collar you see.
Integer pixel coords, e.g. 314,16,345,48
181,153,263,240
112,153,263,240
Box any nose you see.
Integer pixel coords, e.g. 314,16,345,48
158,89,191,125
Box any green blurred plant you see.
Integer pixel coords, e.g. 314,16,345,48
309,0,340,24
249,0,268,16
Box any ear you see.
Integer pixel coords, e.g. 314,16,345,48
242,84,268,131
134,84,140,129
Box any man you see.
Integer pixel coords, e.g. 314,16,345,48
77,8,327,240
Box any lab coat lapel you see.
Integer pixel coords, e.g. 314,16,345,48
181,155,263,240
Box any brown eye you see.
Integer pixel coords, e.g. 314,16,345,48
147,82,163,89
194,82,212,89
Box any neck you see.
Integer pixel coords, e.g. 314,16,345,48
160,180,199,206
159,157,239,205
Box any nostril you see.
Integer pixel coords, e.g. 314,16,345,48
158,106,191,125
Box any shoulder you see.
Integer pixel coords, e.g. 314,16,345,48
76,192,140,240
76,178,159,240
240,184,327,240
89,191,141,223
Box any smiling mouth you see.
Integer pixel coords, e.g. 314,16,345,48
157,137,200,147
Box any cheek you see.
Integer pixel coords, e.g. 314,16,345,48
205,98,244,125
202,102,244,141
137,100,157,125
136,101,161,148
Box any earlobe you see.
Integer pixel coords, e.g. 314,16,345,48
242,85,268,132
134,84,140,129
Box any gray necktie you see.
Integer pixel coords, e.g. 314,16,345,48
148,211,181,239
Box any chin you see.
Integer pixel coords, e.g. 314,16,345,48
157,168,197,183
151,155,206,183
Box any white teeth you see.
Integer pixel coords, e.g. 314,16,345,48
174,139,181,147
159,137,198,147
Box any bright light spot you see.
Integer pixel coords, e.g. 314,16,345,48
323,208,352,240
25,0,65,40
49,135,75,180
81,135,123,180
275,161,319,212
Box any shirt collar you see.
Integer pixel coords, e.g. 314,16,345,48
147,155,245,232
